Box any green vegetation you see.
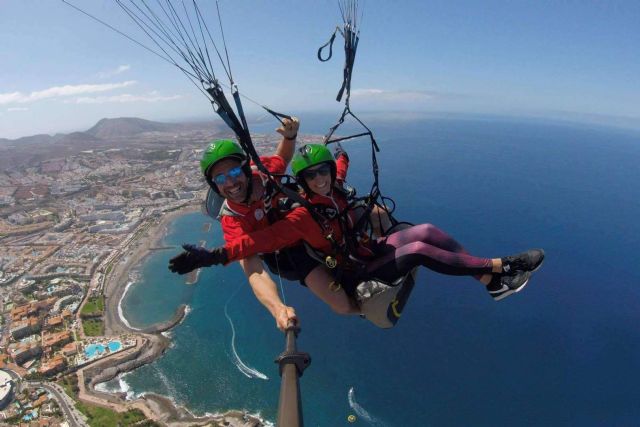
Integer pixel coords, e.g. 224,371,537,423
82,318,104,336
76,404,148,427
59,375,156,427
81,296,104,316
3,414,22,424
136,421,162,427
58,375,80,399
24,371,45,381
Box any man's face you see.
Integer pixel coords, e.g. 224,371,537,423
209,158,249,203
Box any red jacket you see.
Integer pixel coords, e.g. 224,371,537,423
224,154,363,262
220,155,286,244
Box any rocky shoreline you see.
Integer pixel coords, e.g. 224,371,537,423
78,206,268,427
140,304,188,334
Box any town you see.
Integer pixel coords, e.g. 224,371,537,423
0,117,296,426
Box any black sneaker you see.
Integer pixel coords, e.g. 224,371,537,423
502,249,545,275
487,270,531,301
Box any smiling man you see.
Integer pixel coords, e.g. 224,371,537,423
193,118,311,331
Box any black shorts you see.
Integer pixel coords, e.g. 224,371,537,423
261,244,320,285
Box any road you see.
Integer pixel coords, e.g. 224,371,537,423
22,379,88,427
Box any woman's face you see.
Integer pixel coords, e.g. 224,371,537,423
302,163,332,196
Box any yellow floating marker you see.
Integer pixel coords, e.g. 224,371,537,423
347,414,357,423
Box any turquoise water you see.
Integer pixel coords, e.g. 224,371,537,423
114,117,640,426
85,341,122,358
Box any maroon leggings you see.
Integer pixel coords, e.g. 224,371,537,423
365,224,493,283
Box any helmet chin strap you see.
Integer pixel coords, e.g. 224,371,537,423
242,177,253,205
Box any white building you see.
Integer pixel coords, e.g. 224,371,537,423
79,211,125,222
0,370,14,409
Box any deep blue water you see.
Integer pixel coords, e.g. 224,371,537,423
114,116,640,426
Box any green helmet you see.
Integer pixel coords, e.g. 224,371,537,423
291,144,334,176
200,139,246,177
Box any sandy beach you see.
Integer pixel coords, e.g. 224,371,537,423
103,205,198,336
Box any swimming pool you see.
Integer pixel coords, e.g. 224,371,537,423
84,341,122,358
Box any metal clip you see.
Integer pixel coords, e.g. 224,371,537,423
325,256,337,269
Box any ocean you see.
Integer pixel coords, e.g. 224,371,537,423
106,115,640,426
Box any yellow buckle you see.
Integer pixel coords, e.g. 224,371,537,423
325,256,337,269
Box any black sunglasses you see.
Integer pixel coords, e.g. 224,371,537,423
302,164,331,180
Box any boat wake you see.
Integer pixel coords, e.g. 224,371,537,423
348,387,385,426
224,287,269,380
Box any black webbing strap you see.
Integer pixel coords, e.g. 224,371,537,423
206,79,344,247
318,21,357,103
262,106,293,126
336,25,358,103
317,26,341,62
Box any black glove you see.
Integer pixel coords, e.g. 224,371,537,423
168,244,228,275
333,143,349,161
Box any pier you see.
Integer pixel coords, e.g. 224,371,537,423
184,240,206,285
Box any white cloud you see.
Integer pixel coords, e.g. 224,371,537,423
0,92,22,104
0,81,137,105
97,65,131,78
71,93,182,104
351,88,438,102
7,107,29,112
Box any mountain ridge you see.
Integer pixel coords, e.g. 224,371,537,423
0,117,220,144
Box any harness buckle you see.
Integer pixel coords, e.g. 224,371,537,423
325,256,337,269
329,281,342,292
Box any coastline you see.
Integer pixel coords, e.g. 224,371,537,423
81,205,267,426
103,206,196,336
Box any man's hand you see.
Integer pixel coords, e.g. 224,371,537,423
275,305,298,332
276,116,300,140
168,244,228,275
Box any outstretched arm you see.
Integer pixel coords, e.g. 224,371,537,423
335,147,349,184
240,255,297,331
224,207,322,262
274,116,300,165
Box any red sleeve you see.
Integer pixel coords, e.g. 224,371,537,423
220,216,250,244
258,155,286,175
224,207,322,262
336,153,349,183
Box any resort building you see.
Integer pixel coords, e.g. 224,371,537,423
32,393,49,408
42,331,72,353
44,315,63,330
10,298,56,322
8,342,42,365
0,369,13,409
38,355,66,377
61,342,78,357
10,317,42,340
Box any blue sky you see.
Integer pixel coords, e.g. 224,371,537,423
1,0,638,139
